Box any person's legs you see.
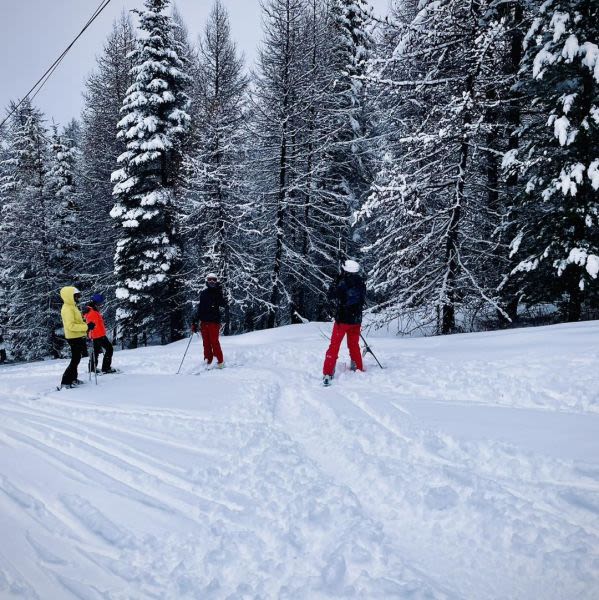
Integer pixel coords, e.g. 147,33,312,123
323,322,347,376
207,323,224,364
346,324,364,371
99,337,114,372
62,338,86,385
90,338,101,372
200,322,214,364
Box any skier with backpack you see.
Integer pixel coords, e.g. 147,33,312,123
59,286,94,389
83,294,117,374
322,259,367,386
191,273,227,369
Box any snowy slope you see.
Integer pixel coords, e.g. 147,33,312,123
0,321,598,599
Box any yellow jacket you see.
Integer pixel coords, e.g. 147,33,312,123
60,286,88,340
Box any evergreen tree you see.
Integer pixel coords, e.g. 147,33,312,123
493,1,529,323
0,101,58,359
80,13,136,306
284,0,345,321
171,5,203,153
110,0,191,346
359,0,510,333
250,0,314,328
325,0,374,259
250,0,357,327
181,0,259,333
508,0,599,321
46,125,82,353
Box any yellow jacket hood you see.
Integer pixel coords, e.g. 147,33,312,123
60,286,80,306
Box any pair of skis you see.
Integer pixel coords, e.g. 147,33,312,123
55,369,121,392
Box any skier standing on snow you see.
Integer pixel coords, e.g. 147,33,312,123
191,273,227,369
322,259,367,386
83,294,117,374
59,286,95,388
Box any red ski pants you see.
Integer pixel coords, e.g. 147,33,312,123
322,322,363,376
200,322,224,364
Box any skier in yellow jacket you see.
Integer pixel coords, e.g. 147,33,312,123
60,286,95,388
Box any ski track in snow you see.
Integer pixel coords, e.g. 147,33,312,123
0,321,599,599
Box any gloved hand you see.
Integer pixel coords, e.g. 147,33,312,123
87,322,96,331
191,323,197,333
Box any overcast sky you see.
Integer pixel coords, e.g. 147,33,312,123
0,0,391,127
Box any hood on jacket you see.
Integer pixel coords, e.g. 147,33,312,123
60,286,80,306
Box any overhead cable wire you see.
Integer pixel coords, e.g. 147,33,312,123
1,0,113,129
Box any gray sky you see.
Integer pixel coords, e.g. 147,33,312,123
0,0,390,127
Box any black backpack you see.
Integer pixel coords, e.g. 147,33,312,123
340,275,365,308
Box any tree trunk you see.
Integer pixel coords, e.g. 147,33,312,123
441,97,471,334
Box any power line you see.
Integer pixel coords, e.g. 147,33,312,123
29,0,110,105
0,0,114,130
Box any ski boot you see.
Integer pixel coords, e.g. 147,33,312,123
57,383,75,390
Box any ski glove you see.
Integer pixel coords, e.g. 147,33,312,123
87,322,96,331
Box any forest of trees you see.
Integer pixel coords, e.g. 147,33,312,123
1,0,598,359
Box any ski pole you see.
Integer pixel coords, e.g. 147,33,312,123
292,311,331,341
292,310,309,324
88,339,93,382
91,340,98,385
360,333,384,369
176,333,195,374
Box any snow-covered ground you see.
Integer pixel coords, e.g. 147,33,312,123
1,321,598,599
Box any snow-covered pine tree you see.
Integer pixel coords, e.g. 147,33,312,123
0,101,59,359
250,0,317,328
80,13,136,309
359,0,510,333
283,0,345,321
181,0,260,334
110,0,191,347
251,0,355,327
46,125,82,354
507,0,599,321
171,6,202,153
324,0,374,260
489,1,529,323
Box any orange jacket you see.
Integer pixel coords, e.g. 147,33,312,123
84,306,107,339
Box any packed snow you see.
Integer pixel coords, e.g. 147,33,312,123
1,321,599,599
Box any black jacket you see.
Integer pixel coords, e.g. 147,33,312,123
328,272,367,325
193,285,227,324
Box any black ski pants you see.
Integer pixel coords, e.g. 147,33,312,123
90,336,113,373
61,337,88,385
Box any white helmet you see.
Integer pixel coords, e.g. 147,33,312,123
205,273,218,281
342,259,360,273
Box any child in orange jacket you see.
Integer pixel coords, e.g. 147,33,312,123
83,294,117,374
